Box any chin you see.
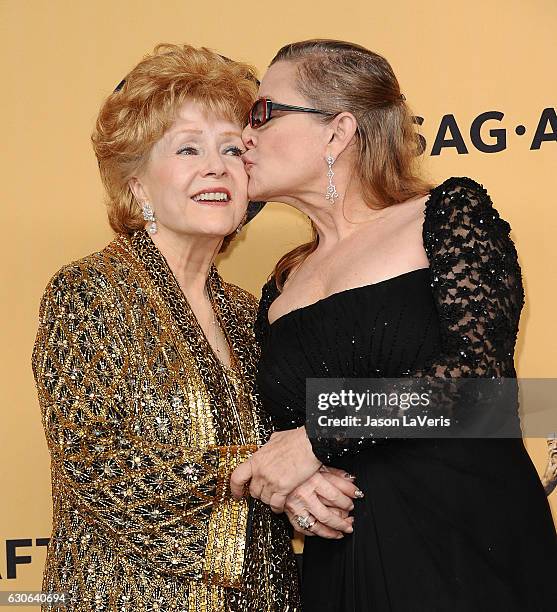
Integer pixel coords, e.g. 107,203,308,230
247,178,265,201
200,225,236,239
248,179,287,203
248,185,271,202
168,222,231,240
184,212,236,236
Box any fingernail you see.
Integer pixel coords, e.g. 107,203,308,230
349,503,354,511
344,473,356,480
336,534,344,539
346,526,353,533
354,489,365,499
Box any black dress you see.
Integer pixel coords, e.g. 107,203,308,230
255,177,557,611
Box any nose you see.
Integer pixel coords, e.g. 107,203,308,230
242,123,256,149
202,147,227,177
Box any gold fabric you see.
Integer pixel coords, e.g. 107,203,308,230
31,229,300,611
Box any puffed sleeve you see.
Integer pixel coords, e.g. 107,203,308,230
308,177,525,464
32,265,257,584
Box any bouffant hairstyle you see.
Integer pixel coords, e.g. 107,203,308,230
91,43,258,248
269,39,433,288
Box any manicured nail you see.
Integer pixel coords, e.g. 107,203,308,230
336,533,344,539
344,472,356,480
349,503,354,511
346,526,353,533
354,489,365,499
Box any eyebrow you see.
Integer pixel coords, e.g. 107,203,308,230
169,128,242,138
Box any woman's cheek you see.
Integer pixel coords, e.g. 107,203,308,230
234,167,249,194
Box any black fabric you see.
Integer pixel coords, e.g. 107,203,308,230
255,177,557,611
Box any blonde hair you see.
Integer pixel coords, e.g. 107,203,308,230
269,39,433,288
91,43,258,249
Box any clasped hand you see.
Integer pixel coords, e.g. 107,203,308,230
230,426,360,538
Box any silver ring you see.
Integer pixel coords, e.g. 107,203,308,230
295,514,316,531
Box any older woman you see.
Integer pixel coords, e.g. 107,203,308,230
31,43,312,611
232,39,557,611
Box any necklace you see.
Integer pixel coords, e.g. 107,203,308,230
205,286,229,367
211,309,223,360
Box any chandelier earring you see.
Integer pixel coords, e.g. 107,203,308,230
141,202,157,234
235,213,248,234
325,155,339,203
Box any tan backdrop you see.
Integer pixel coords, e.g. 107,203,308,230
1,0,556,603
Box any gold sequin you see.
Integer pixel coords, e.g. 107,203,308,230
32,230,300,611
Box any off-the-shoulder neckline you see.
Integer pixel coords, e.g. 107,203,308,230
267,266,430,328
264,176,484,329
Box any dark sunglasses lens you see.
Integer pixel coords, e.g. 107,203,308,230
250,100,266,128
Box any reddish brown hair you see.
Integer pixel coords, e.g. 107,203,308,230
269,39,433,287
91,43,258,250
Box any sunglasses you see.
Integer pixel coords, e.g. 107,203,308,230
248,97,331,129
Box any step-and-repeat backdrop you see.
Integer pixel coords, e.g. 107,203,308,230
1,0,555,604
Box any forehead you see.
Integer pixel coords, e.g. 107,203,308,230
167,99,242,136
259,61,305,102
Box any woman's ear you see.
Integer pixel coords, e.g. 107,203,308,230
327,112,359,157
128,176,149,204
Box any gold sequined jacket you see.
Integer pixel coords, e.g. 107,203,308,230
31,230,300,611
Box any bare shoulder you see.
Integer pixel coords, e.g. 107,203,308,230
350,193,429,249
333,194,430,284
398,192,430,221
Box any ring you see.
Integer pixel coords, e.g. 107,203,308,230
295,513,316,531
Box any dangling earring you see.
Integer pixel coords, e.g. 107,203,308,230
325,155,339,203
235,213,248,234
141,202,157,234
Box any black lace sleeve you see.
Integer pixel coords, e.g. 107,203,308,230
308,177,525,464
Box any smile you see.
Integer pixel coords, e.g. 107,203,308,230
191,189,232,206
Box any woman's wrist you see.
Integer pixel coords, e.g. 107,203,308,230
301,425,328,468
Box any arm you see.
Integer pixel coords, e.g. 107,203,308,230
307,177,525,464
32,265,256,583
